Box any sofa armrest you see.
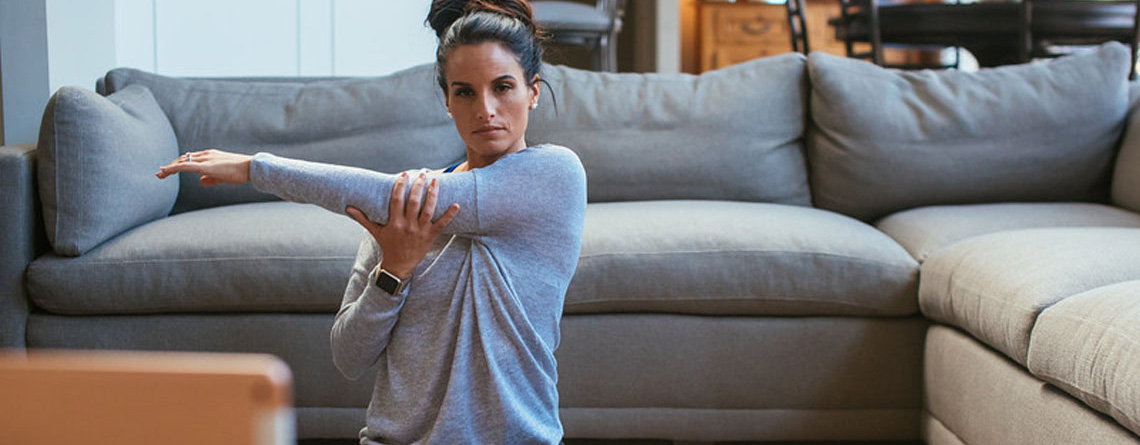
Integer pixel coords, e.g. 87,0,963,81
0,143,45,349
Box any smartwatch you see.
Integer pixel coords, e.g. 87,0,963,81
375,269,408,295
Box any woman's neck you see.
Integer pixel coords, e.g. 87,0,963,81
465,139,527,170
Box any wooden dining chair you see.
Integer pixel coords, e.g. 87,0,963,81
787,0,811,54
836,0,961,69
533,0,626,72
1020,0,1140,79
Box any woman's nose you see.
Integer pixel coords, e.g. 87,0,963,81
476,97,495,121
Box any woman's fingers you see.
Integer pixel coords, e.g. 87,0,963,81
156,160,203,179
388,172,409,218
419,178,440,225
430,203,461,237
156,150,207,179
405,173,428,221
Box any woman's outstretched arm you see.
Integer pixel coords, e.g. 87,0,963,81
156,146,586,237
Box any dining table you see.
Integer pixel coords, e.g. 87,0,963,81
832,0,1137,68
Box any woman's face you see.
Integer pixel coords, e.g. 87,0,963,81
444,42,540,166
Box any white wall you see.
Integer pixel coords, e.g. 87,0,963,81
46,0,117,93
111,0,438,78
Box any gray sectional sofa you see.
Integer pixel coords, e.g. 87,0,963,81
4,41,1140,443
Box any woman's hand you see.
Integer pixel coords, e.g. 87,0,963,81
347,172,461,280
156,149,253,186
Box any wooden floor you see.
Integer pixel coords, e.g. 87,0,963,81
300,440,923,445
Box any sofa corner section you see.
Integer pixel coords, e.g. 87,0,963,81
0,143,45,349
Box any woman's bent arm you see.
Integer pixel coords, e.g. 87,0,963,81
330,237,404,380
248,145,584,236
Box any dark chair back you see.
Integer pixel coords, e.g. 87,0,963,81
1020,0,1139,79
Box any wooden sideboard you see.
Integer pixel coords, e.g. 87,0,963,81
698,0,846,72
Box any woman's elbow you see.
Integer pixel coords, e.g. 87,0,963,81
332,353,368,381
330,329,375,381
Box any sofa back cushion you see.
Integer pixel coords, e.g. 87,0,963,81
1113,80,1140,213
36,85,179,256
528,54,812,205
102,65,466,213
807,42,1131,222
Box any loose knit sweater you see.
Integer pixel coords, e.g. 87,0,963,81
249,144,587,444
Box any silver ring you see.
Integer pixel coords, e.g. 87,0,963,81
184,153,192,163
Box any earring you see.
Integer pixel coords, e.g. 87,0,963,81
446,111,453,119
529,101,538,110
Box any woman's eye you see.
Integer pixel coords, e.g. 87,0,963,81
454,88,474,98
496,84,514,93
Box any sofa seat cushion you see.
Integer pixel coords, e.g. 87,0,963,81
877,203,1140,262
920,228,1140,366
1028,281,1140,437
565,201,919,316
26,202,361,314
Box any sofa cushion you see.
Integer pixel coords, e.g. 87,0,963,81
877,203,1140,262
36,85,179,256
920,227,1140,366
807,42,1130,222
26,202,361,314
565,201,919,316
1114,86,1140,213
101,65,465,214
1028,280,1140,437
528,54,811,206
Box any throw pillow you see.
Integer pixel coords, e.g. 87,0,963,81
101,65,465,214
807,41,1131,222
37,85,179,256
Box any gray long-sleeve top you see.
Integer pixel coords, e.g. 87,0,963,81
249,144,587,444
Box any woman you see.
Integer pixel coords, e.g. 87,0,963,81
156,1,587,443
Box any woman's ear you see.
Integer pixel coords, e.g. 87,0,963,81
529,75,541,107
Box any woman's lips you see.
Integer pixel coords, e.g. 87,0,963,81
473,126,506,136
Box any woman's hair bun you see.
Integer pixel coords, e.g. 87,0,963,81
427,0,537,39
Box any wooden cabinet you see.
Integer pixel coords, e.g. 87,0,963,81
698,0,846,72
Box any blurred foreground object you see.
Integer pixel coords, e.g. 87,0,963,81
0,349,294,445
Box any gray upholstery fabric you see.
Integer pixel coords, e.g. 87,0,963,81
561,407,920,442
566,201,919,316
1029,280,1140,437
36,85,179,256
925,325,1140,444
0,143,41,348
807,42,1130,222
919,228,1140,366
528,55,811,205
921,413,966,445
26,313,376,409
556,314,926,411
26,202,361,314
295,407,368,439
877,203,1140,262
26,312,927,442
1114,91,1140,213
101,66,465,214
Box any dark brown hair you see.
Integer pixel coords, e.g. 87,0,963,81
426,0,545,94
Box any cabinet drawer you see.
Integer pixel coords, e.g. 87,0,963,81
710,45,785,70
712,4,789,46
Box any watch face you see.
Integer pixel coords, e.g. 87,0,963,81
376,270,401,295
376,271,403,294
